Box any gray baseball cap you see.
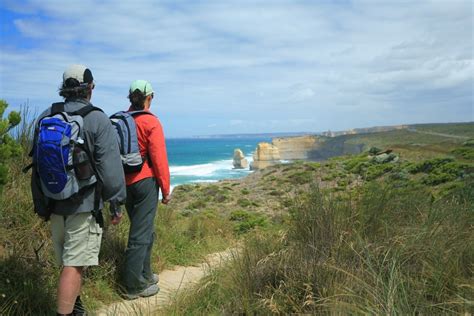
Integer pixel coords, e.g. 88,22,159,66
63,64,94,87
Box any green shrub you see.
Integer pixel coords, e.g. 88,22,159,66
307,162,321,170
343,155,369,174
321,174,335,181
368,146,382,155
462,139,474,147
229,210,251,221
187,199,207,210
229,210,268,234
408,157,455,174
337,178,348,187
287,171,313,185
237,198,254,208
451,146,474,160
416,161,471,186
365,163,395,180
0,99,21,190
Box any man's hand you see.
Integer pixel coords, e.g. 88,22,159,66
162,195,171,204
111,212,123,225
109,200,123,225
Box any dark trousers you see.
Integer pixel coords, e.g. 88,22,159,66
123,177,159,293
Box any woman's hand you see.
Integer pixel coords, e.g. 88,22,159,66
162,195,171,204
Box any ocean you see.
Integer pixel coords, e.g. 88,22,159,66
166,137,272,190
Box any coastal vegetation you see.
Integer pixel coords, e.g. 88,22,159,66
163,140,473,314
0,100,21,191
0,115,472,314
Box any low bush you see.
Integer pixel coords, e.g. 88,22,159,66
229,210,268,234
451,146,474,160
408,157,455,174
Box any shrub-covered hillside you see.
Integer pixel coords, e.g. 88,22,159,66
164,139,474,315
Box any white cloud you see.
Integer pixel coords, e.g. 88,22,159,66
0,0,472,136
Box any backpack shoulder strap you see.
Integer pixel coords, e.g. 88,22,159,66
110,111,127,118
73,105,103,117
129,110,155,117
51,102,65,114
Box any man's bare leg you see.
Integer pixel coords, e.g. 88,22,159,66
57,266,83,314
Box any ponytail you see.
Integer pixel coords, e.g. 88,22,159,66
129,89,146,110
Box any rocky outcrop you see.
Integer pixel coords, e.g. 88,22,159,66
233,149,249,169
250,143,280,170
250,136,324,170
272,135,321,160
249,125,412,170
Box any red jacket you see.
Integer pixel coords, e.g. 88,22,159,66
125,108,171,197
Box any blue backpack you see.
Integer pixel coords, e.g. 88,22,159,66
32,102,102,200
110,110,154,173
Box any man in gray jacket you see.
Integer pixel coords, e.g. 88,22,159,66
31,64,126,316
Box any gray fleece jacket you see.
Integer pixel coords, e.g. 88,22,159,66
31,98,126,216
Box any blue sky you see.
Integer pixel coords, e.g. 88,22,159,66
0,0,472,137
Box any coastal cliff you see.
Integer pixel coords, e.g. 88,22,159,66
251,135,323,169
250,125,412,169
251,142,281,170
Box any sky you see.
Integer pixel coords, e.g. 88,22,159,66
0,0,472,137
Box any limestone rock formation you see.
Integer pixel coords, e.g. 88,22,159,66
233,149,249,169
250,136,324,170
250,124,411,170
272,135,320,160
250,142,280,170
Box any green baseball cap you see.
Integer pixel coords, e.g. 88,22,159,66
129,80,154,96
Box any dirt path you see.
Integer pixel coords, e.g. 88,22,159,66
95,249,235,316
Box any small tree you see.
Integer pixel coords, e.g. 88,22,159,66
0,99,21,190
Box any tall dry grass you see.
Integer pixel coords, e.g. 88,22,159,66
165,180,473,315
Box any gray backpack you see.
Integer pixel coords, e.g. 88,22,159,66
110,111,154,173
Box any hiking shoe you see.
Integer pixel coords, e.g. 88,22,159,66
72,295,86,316
150,273,159,284
123,284,160,300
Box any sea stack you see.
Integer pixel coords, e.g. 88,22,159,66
233,149,249,169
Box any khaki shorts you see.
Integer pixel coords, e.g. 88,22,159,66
51,212,102,267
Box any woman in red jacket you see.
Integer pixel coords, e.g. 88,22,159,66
122,80,171,299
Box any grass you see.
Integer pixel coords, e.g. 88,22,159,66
413,122,474,138
163,178,474,315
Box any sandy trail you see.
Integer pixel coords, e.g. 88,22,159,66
95,249,235,316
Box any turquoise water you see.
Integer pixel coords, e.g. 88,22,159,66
166,137,271,190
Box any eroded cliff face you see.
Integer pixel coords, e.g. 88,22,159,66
272,136,321,160
249,125,413,170
250,136,325,170
250,143,281,170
